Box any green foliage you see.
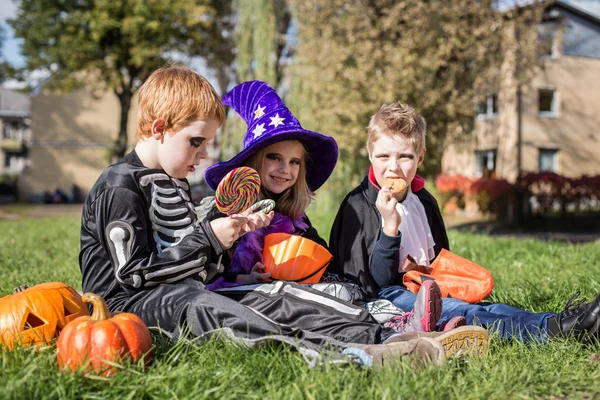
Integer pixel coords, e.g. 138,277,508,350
2,216,600,398
9,0,233,158
219,0,291,162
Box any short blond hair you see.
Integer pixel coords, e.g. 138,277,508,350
367,102,427,155
136,66,225,140
245,143,313,220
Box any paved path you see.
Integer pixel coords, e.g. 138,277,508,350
0,204,83,220
445,215,600,244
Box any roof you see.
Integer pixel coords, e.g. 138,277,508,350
564,0,600,19
556,0,600,25
0,88,31,117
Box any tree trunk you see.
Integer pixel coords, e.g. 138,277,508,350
114,89,132,161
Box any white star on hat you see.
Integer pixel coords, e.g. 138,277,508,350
254,105,266,119
268,113,285,128
252,123,266,138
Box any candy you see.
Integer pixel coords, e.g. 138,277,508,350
250,199,276,214
215,167,261,215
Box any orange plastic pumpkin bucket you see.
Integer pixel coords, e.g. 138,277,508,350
403,249,494,304
262,233,333,284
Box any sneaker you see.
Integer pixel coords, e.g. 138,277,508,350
362,337,446,368
438,316,467,332
383,280,442,333
383,325,489,358
547,291,600,343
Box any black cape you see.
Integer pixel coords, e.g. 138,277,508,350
328,174,449,298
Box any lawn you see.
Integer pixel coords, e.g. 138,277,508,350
1,213,600,399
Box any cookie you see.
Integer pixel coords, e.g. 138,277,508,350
381,177,407,194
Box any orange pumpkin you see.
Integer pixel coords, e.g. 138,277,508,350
0,282,89,349
56,292,152,377
262,233,333,284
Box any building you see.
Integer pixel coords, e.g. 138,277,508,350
0,88,31,177
442,1,600,181
17,88,218,202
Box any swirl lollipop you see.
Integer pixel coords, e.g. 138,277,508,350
215,167,275,215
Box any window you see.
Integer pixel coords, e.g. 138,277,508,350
538,149,558,173
475,150,497,178
538,22,560,59
538,89,559,117
476,95,498,120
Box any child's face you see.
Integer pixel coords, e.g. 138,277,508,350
259,140,304,194
368,135,424,198
157,118,220,179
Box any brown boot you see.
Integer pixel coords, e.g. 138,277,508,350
383,325,489,358
362,337,446,368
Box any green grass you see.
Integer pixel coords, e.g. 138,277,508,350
2,216,600,399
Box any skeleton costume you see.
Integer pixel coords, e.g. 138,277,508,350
80,82,395,357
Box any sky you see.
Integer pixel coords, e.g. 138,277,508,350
0,0,23,68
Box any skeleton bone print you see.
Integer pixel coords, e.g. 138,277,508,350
140,172,197,253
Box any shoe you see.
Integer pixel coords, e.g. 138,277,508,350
362,337,446,368
438,316,467,332
383,325,489,358
547,291,600,343
383,280,442,333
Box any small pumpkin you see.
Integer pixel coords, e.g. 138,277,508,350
56,292,152,377
0,282,89,349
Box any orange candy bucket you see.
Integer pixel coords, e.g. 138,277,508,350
262,233,332,284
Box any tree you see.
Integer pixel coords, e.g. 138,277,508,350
219,0,292,161
287,0,545,201
9,0,233,159
0,25,14,83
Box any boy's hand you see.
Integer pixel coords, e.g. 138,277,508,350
235,262,272,285
376,186,401,237
210,216,249,249
209,210,274,249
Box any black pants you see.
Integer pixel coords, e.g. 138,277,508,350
122,279,393,350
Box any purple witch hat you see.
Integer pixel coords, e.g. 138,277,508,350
204,81,338,191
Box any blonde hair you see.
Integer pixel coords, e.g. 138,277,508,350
136,66,225,140
366,102,427,155
245,143,313,220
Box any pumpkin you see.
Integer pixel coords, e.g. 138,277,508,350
56,292,153,377
262,233,333,284
0,282,89,349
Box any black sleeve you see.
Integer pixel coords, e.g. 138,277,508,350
302,215,329,249
328,196,380,297
96,187,224,290
369,229,401,288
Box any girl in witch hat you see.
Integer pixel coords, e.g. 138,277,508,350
200,80,337,290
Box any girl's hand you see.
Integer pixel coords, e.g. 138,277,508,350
376,186,401,236
236,210,274,234
235,262,272,285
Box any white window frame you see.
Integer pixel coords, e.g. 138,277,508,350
539,22,561,60
538,148,559,173
538,89,559,118
476,95,498,120
475,149,497,178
